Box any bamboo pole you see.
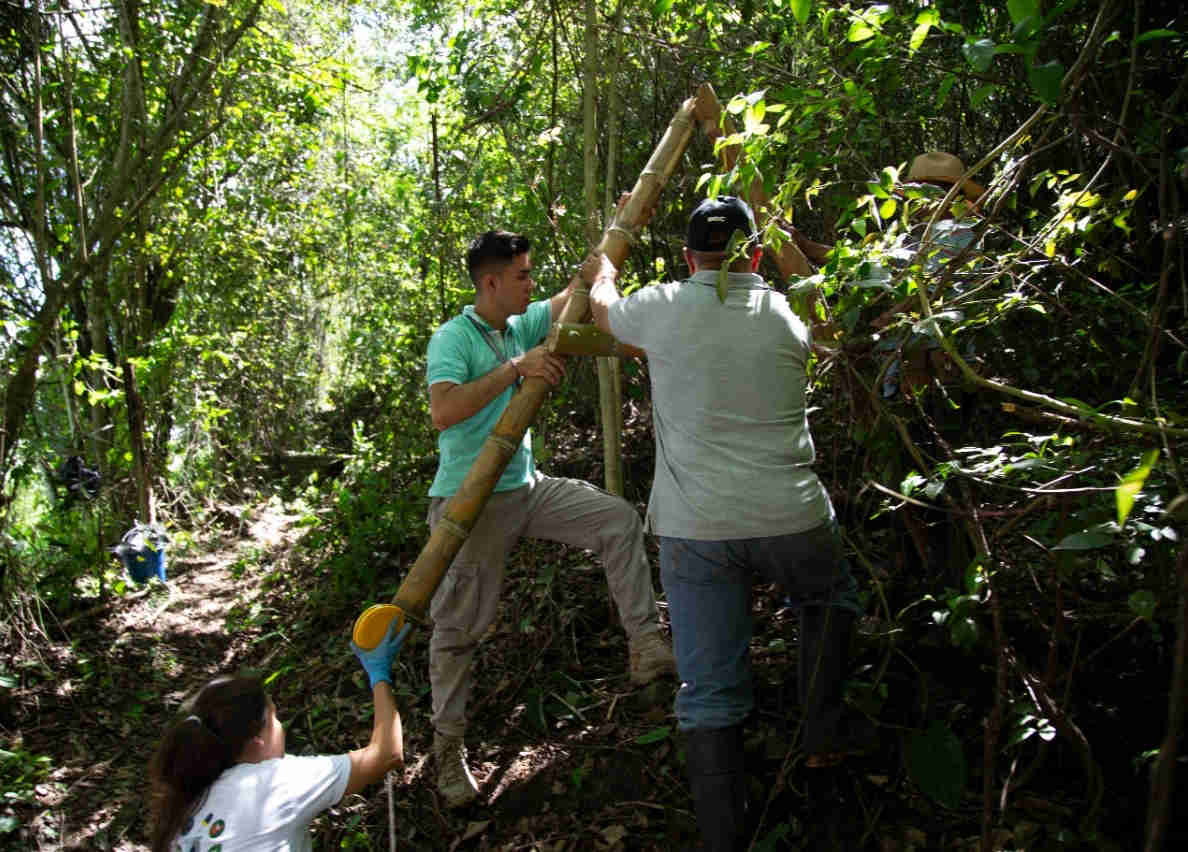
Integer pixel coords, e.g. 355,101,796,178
387,90,707,624
548,323,624,357
691,83,817,285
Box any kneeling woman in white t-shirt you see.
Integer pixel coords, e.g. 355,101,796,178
149,622,412,852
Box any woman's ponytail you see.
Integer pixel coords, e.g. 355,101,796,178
148,676,268,852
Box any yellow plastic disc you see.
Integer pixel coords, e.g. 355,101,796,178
352,604,405,651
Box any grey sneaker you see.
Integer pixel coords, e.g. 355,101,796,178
628,630,677,685
434,732,479,808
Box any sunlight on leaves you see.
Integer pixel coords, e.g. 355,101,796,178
1116,449,1159,526
910,9,939,53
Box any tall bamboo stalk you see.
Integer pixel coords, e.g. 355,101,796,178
388,90,709,624
582,0,623,496
597,0,627,497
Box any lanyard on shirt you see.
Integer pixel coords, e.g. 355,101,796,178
466,315,522,387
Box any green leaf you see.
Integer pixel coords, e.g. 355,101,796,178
716,229,746,304
790,0,811,26
1117,450,1159,526
1007,0,1039,25
906,721,966,809
1028,60,1064,104
936,74,957,107
878,198,897,219
901,472,925,495
652,0,675,16
847,21,876,42
1052,522,1118,551
1135,29,1179,44
1128,589,1157,621
0,815,18,835
909,22,932,53
635,725,671,745
961,38,996,72
970,84,996,108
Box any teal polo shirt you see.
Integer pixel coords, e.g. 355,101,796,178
426,301,553,497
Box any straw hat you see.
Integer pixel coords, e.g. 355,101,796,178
906,152,985,201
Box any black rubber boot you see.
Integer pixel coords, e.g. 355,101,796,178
684,724,747,852
798,606,855,759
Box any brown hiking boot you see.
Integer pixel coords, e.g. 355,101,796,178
434,732,479,808
629,631,677,685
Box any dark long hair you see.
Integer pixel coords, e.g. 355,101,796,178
149,675,270,852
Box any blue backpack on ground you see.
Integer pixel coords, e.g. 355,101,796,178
113,522,170,584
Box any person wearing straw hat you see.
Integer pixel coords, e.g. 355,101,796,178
905,151,985,203
897,151,985,268
588,197,870,851
870,151,988,397
424,229,676,809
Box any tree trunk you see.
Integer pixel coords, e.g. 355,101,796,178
122,360,154,525
1144,540,1188,851
1,283,70,482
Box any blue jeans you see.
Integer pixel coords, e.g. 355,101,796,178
659,522,859,731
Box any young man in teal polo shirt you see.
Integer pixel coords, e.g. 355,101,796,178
424,230,675,809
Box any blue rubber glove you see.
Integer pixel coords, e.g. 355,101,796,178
352,621,413,689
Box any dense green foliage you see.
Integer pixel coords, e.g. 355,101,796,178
1,0,1185,848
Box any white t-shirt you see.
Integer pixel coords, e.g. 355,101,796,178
608,269,832,540
173,753,351,851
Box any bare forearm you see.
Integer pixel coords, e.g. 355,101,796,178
589,271,645,359
790,226,832,263
370,682,401,761
589,278,618,336
549,275,579,321
344,682,403,797
430,362,520,430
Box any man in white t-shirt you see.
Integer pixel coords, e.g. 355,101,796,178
588,197,868,851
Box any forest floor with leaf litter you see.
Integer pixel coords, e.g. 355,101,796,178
2,492,1173,851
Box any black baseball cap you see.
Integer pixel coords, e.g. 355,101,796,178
686,196,757,252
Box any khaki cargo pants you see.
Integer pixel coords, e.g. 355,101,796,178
427,472,661,737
